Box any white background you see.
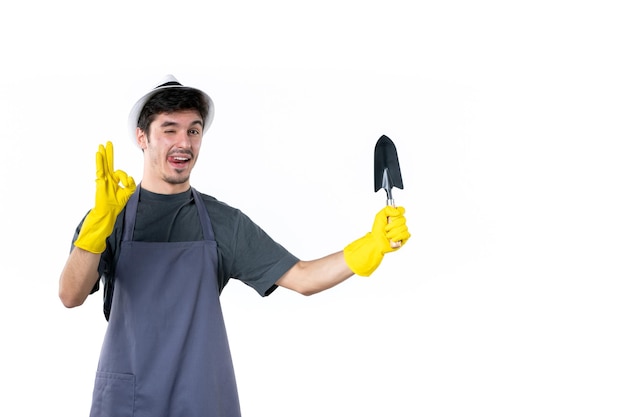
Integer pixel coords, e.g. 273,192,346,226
1,1,625,416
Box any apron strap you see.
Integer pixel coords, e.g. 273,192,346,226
191,187,215,241
122,185,141,242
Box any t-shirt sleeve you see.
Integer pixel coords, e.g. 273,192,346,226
224,209,299,297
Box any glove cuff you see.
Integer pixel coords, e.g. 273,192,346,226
343,233,384,277
73,209,117,254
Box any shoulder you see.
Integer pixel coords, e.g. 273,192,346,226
193,190,260,237
195,190,245,220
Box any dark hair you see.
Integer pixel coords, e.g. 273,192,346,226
137,87,210,134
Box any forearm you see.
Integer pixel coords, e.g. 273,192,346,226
276,251,354,296
58,246,101,308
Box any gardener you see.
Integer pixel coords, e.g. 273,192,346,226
58,75,410,417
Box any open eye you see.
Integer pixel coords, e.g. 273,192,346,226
189,129,201,135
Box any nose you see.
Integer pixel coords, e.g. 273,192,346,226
176,131,193,149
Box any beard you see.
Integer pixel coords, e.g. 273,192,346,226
162,169,191,185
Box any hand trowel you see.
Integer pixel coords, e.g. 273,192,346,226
374,135,404,247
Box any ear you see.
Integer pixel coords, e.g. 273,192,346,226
136,127,147,150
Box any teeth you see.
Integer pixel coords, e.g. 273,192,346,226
174,157,189,161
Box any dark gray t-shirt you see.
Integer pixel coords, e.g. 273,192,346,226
72,187,299,319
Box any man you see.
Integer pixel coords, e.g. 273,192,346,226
59,75,410,417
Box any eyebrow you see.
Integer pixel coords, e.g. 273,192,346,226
159,119,204,129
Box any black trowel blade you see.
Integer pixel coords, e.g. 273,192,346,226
374,135,404,192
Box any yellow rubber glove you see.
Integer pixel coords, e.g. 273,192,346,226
74,142,136,253
344,206,411,276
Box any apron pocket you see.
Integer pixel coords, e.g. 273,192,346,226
91,371,135,417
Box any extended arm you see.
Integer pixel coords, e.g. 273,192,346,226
276,251,353,296
276,206,410,295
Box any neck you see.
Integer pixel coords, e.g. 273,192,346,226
140,178,191,195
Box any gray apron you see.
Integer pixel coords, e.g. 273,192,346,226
90,187,241,417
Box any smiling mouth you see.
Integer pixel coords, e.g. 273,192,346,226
167,155,192,167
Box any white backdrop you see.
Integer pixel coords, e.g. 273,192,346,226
1,1,625,416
